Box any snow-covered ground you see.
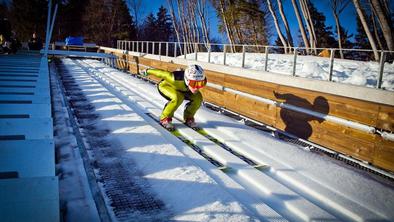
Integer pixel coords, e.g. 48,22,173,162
185,52,394,91
55,58,394,221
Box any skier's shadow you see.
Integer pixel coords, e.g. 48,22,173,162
274,91,329,140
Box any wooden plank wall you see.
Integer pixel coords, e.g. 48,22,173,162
99,48,394,173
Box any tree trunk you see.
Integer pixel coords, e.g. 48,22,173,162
370,0,393,51
167,0,181,44
371,11,384,50
277,0,293,48
353,0,380,60
188,0,199,43
127,0,142,39
229,5,243,46
299,0,316,53
266,0,288,53
219,0,236,51
196,0,210,47
176,0,190,54
330,0,351,58
291,0,309,50
333,12,344,58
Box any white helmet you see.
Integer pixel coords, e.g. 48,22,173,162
184,64,205,83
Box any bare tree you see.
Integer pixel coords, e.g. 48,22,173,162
299,0,316,53
188,0,199,44
266,0,288,52
277,0,293,48
352,0,379,60
291,0,309,50
127,0,142,38
369,0,393,51
176,0,189,49
196,0,210,47
218,0,236,51
369,0,384,50
167,0,181,44
329,0,350,58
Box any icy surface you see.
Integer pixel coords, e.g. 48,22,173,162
56,58,394,221
59,59,257,221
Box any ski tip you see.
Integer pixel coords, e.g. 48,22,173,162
218,166,232,172
254,164,269,170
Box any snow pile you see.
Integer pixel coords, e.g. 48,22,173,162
186,52,394,91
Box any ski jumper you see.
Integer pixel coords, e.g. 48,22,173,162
146,69,207,121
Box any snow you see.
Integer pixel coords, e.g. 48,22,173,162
50,64,101,221
187,52,394,91
58,59,259,221
54,57,394,221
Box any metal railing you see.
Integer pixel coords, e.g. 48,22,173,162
116,40,394,91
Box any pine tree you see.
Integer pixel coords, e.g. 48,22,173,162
155,6,173,42
111,0,136,42
141,13,157,41
141,6,174,42
56,0,88,40
83,0,109,45
9,0,47,41
354,15,370,49
211,0,269,46
307,1,336,48
83,0,136,47
0,3,12,39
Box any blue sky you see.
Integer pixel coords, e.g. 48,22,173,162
137,0,359,45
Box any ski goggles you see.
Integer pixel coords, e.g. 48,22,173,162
188,79,206,89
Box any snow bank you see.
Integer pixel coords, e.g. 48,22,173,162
185,52,394,91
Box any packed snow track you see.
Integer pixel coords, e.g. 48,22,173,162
53,58,394,222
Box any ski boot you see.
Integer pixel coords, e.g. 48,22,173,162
185,117,199,130
160,117,175,131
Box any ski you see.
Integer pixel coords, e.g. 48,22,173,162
145,113,228,171
188,124,268,170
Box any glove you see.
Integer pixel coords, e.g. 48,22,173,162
141,68,149,76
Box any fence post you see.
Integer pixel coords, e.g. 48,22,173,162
377,51,386,89
166,42,169,57
264,46,269,71
242,45,246,68
328,49,335,81
194,43,198,60
159,42,162,56
128,41,130,51
184,43,187,59
152,42,155,55
223,44,227,65
208,44,211,63
292,47,298,76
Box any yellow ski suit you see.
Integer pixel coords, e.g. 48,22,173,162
146,69,206,120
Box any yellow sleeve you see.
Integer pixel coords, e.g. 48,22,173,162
146,69,173,82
